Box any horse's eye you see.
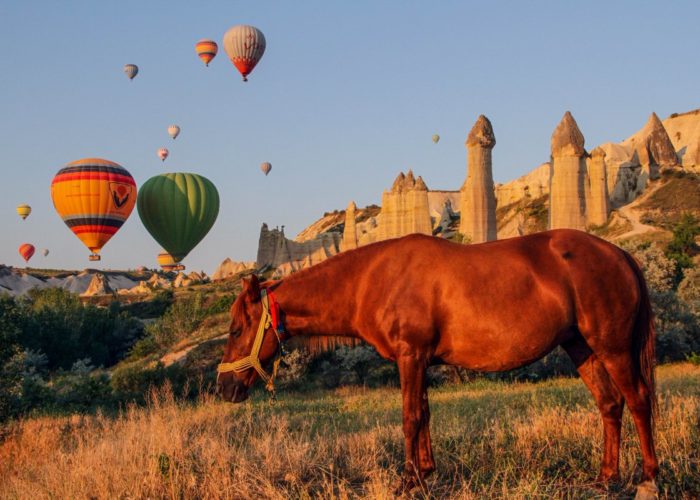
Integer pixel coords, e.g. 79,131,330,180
231,330,242,339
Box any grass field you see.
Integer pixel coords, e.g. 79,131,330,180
1,363,698,499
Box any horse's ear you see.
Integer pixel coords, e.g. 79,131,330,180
243,274,261,302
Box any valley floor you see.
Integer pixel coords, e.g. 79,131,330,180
1,363,698,499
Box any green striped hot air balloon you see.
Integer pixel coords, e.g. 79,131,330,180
137,173,219,264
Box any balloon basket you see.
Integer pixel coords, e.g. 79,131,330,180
89,254,101,262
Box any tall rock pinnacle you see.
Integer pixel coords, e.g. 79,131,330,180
549,111,589,230
633,112,679,177
460,115,497,243
341,201,358,251
586,147,610,227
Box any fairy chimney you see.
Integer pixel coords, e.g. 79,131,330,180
341,201,358,251
460,115,497,243
377,170,432,240
630,112,679,179
549,111,589,230
586,147,610,227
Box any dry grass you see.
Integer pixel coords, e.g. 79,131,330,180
1,363,698,499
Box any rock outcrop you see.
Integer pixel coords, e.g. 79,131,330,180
495,163,550,208
341,201,358,251
212,258,255,280
624,113,679,180
586,147,610,226
549,111,588,230
377,171,432,241
460,115,497,243
256,223,341,273
80,273,113,297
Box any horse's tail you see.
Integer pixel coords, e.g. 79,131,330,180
622,250,658,421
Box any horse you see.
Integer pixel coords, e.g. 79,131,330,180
217,229,659,495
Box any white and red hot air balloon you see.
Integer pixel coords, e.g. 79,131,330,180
168,125,180,140
222,25,266,82
158,148,169,162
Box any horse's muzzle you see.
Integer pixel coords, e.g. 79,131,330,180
216,374,249,403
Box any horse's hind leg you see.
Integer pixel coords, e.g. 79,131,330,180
562,335,624,483
597,352,659,483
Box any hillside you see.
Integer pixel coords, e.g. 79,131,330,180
1,363,697,498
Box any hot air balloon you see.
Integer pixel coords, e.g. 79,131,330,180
16,204,31,220
19,244,35,263
432,134,440,144
195,39,218,66
51,158,137,261
168,125,180,140
260,162,272,176
222,25,266,82
158,148,169,162
124,64,138,80
138,173,219,264
42,248,49,257
157,251,184,272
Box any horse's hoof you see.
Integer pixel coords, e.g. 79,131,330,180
634,480,658,500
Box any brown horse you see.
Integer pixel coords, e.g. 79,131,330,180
217,229,658,494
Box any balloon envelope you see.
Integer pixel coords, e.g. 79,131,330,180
42,248,49,257
260,162,272,176
16,204,31,220
222,25,266,81
432,134,440,144
158,148,169,162
124,64,138,80
195,39,218,66
137,173,219,263
50,158,137,260
19,244,35,263
168,125,180,139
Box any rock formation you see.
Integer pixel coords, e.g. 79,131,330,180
625,113,679,180
435,199,458,237
549,111,588,230
212,258,255,280
256,223,341,273
80,273,113,297
460,115,497,243
586,147,610,226
341,201,358,251
376,170,432,241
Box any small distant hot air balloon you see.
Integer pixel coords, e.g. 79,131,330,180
19,244,35,263
42,248,49,257
16,204,31,220
158,148,169,162
124,64,138,80
260,162,272,176
432,134,440,144
222,25,266,82
195,39,218,66
51,158,137,261
138,173,219,265
168,125,180,140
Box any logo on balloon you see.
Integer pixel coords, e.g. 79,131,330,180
110,183,133,209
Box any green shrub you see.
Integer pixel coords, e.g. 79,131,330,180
111,362,188,403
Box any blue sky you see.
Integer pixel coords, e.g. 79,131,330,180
1,1,698,273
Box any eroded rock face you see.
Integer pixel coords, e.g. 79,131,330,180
586,147,610,226
256,223,341,273
627,113,679,175
549,111,588,230
460,115,497,243
376,170,432,241
212,258,255,280
341,201,358,251
80,273,113,297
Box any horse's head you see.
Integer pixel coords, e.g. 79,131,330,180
217,274,281,403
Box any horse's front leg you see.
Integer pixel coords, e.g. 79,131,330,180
397,353,433,491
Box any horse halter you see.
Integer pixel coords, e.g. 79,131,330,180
217,289,285,394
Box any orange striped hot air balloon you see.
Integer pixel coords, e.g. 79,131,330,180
19,243,35,262
195,39,218,66
50,158,137,261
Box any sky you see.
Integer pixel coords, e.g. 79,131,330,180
1,1,699,274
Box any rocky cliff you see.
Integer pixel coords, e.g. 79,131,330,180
376,171,433,241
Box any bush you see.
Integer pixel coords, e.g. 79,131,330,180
666,213,700,281
111,362,188,403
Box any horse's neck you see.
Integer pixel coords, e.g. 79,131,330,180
273,266,356,338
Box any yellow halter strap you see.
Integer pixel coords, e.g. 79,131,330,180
217,289,283,393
